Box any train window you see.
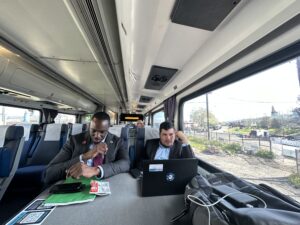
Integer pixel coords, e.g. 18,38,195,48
82,114,92,123
54,113,76,124
145,115,149,126
107,110,117,125
0,105,40,125
152,111,165,128
183,58,300,201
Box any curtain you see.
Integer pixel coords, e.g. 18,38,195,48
42,108,58,123
164,95,176,123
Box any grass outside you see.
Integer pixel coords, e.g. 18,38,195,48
223,143,242,155
255,149,275,159
188,135,241,155
288,173,300,188
188,136,206,152
227,127,251,135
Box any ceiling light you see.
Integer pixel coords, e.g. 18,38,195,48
0,45,17,57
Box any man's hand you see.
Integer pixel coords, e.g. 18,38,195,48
81,164,100,178
175,131,189,144
82,142,108,161
66,162,99,179
66,162,82,179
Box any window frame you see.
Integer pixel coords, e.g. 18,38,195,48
54,112,77,124
178,41,300,130
151,107,164,127
0,103,42,124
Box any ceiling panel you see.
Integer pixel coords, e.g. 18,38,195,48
0,0,93,60
155,23,211,68
40,59,119,105
0,0,121,110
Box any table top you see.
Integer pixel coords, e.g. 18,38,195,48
40,173,190,225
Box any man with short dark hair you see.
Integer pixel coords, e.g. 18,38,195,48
136,120,144,128
143,121,194,160
44,112,130,184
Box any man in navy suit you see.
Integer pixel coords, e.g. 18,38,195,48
143,121,195,160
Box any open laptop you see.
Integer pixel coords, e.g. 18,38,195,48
141,158,198,197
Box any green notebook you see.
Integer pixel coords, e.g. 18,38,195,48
44,177,96,206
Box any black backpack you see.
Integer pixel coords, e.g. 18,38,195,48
172,172,300,225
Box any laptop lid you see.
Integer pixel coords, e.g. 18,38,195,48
141,158,198,197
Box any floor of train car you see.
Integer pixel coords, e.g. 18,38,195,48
0,187,41,224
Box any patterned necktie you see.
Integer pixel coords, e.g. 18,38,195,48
93,154,104,166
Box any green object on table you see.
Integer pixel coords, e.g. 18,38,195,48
44,177,96,206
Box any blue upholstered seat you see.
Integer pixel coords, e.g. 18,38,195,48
0,125,24,201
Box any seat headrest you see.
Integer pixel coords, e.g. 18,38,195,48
30,124,39,132
18,124,31,141
109,126,123,137
44,124,63,141
6,126,24,141
71,123,83,135
0,125,10,147
145,127,160,141
61,124,68,133
82,123,88,132
17,123,38,141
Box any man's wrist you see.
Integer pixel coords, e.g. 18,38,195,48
95,166,101,176
96,166,104,179
79,154,85,163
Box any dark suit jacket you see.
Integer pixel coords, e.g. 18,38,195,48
144,138,195,160
44,132,130,184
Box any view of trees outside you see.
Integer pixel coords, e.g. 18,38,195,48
183,58,300,201
54,113,76,124
82,114,92,123
0,106,40,125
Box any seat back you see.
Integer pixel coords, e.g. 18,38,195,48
60,124,68,149
70,123,84,136
144,127,160,143
17,124,39,167
0,125,24,200
109,125,124,137
135,128,145,166
82,123,88,133
26,123,68,165
134,127,160,168
120,126,137,168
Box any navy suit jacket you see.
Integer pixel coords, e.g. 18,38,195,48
144,138,195,160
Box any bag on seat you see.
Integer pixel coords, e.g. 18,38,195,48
172,172,300,225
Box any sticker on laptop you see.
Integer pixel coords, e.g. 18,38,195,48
166,173,175,182
149,164,163,172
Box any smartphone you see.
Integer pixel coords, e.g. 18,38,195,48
49,182,85,194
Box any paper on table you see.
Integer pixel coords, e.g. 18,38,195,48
89,180,111,196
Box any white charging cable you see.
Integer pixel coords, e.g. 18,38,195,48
187,192,267,225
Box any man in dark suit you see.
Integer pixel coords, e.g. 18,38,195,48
144,121,194,160
44,112,130,184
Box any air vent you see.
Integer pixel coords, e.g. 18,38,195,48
171,0,241,31
139,96,153,103
136,110,142,113
145,66,178,90
137,105,146,109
